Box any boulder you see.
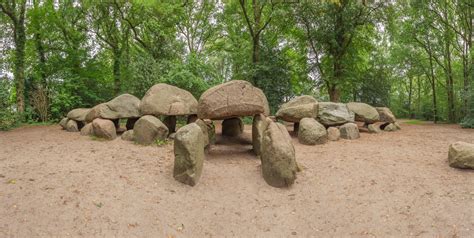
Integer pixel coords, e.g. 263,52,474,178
261,119,298,188
195,119,214,148
339,123,360,140
80,123,93,136
367,124,381,133
173,123,205,186
92,118,117,140
318,102,355,126
67,108,91,122
59,117,69,129
121,130,135,141
101,94,140,119
134,115,169,145
383,123,397,132
376,107,396,123
448,141,474,169
66,120,79,132
276,96,318,122
85,103,107,123
197,80,270,119
394,121,401,130
298,118,327,145
140,83,198,116
327,127,340,141
347,102,380,124
222,117,243,137
252,114,269,156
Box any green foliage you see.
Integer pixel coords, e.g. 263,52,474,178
154,138,170,147
0,79,19,130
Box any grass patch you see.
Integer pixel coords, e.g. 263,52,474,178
154,138,170,147
404,119,424,125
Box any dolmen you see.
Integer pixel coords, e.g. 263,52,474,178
60,108,91,132
172,80,298,188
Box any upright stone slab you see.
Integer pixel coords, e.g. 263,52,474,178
173,123,205,186
195,119,214,148
134,115,169,145
80,123,93,136
121,130,135,141
298,118,328,145
339,123,360,140
448,141,474,169
222,117,243,137
252,114,269,156
376,107,396,123
327,127,340,141
261,119,298,188
92,118,117,140
367,124,381,133
59,117,69,130
66,120,79,132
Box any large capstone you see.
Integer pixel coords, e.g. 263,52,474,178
260,119,298,188
85,103,107,123
85,94,140,122
173,123,205,186
222,117,243,137
448,141,474,169
67,108,91,122
298,118,328,145
92,118,117,140
339,123,360,140
197,80,270,120
276,95,318,122
347,102,380,124
318,102,355,126
133,115,169,145
376,107,396,123
252,114,269,156
140,83,198,116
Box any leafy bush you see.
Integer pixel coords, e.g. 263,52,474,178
0,79,19,130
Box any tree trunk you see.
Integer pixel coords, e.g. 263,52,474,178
14,18,26,114
428,50,438,123
328,83,341,103
408,76,413,118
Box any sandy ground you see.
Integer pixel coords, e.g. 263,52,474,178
0,121,473,237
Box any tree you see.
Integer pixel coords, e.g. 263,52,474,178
0,0,27,113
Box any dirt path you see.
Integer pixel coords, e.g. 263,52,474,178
0,121,473,237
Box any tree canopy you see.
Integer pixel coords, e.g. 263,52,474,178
0,0,472,129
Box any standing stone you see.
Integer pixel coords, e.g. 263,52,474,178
59,117,69,129
448,141,474,169
80,123,93,136
252,114,269,156
339,123,360,140
394,121,401,130
376,107,396,123
134,115,169,145
275,95,318,122
327,127,340,141
346,102,380,124
222,117,243,137
318,102,355,126
384,123,397,132
261,120,298,188
121,130,135,141
92,118,117,140
173,123,205,186
367,124,381,133
163,116,177,133
298,118,328,145
195,119,214,148
66,120,79,132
